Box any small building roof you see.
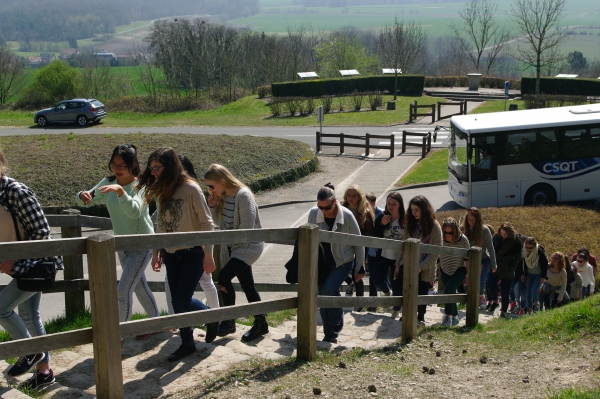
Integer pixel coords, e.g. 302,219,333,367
555,74,578,78
382,68,402,74
297,72,319,79
339,69,360,77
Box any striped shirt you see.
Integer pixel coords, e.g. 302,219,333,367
0,174,64,275
440,234,470,276
222,194,236,230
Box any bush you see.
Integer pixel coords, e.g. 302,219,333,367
522,94,588,109
425,76,521,90
351,91,364,111
271,75,425,98
284,97,302,116
257,85,271,99
298,99,307,115
269,97,282,116
521,77,600,96
305,97,315,115
321,96,333,114
337,97,345,113
367,91,383,111
18,60,81,108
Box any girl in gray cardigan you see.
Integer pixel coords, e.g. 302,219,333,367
204,164,266,343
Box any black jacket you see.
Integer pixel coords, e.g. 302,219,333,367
493,234,523,280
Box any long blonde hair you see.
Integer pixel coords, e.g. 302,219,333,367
204,163,248,216
0,147,7,175
341,184,372,226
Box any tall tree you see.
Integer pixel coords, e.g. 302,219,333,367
509,0,570,94
450,0,510,74
0,43,26,104
377,19,427,99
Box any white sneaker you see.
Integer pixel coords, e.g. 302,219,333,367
417,320,426,327
391,311,400,319
479,295,486,307
441,315,452,327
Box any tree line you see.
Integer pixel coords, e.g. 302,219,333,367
2,0,600,109
0,0,260,42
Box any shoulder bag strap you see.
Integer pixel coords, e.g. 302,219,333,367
4,183,22,241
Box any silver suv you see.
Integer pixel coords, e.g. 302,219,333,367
34,99,107,127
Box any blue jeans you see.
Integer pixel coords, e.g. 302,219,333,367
117,250,159,323
582,286,589,298
369,255,393,294
0,279,50,363
440,267,466,317
164,246,210,344
318,260,354,340
524,273,541,309
480,258,491,295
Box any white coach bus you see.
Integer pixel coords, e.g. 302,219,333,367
448,103,600,208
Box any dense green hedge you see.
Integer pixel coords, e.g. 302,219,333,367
271,75,425,98
521,77,600,96
425,76,521,90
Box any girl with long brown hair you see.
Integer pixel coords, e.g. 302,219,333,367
461,207,496,309
138,147,219,362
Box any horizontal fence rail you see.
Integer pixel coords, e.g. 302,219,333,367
409,100,435,123
401,131,431,158
316,131,395,158
437,100,467,121
0,216,481,398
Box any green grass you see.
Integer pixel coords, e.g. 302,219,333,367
397,149,447,186
547,387,600,399
0,94,443,127
471,99,527,114
0,133,315,209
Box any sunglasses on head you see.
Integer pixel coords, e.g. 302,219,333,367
468,207,479,215
577,259,585,263
317,202,335,211
206,184,214,189
443,230,453,236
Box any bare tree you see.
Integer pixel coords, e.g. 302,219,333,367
377,19,427,99
0,43,26,104
509,0,570,94
450,0,511,74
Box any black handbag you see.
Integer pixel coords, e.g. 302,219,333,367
8,202,57,292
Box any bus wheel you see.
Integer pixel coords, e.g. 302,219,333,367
525,184,556,206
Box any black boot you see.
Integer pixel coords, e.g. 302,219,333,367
167,342,196,362
205,322,219,343
217,319,236,337
241,314,269,343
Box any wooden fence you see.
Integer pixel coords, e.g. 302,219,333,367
437,100,467,121
0,217,481,398
401,131,432,158
409,101,436,123
316,131,395,158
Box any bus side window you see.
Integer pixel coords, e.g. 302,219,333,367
563,128,587,159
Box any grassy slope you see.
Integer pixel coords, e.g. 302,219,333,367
0,95,445,127
0,133,314,208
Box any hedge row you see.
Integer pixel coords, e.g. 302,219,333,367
425,76,521,90
271,75,425,98
521,77,600,96
522,94,589,109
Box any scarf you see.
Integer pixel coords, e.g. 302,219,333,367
523,244,539,269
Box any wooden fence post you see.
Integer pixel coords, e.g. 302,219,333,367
60,209,85,319
365,132,370,156
466,246,482,328
431,104,436,124
316,131,321,153
86,233,123,399
390,133,395,158
421,136,427,159
402,131,407,153
427,133,431,154
437,102,442,121
402,238,420,342
297,224,319,361
340,133,345,155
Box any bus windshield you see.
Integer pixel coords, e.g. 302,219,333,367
448,124,468,182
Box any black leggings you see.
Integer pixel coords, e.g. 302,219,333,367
217,257,262,309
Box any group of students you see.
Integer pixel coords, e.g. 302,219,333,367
1,143,596,391
0,145,268,391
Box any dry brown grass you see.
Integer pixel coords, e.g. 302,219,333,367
437,204,600,258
